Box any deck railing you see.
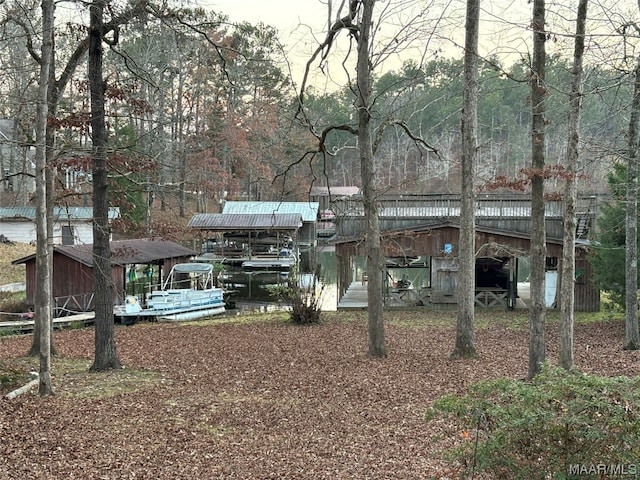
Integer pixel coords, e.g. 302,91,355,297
54,292,95,317
332,193,602,219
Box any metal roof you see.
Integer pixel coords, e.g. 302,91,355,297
188,213,302,231
0,207,120,221
222,201,319,223
12,238,196,267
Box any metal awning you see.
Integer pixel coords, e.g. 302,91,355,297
188,213,302,231
171,263,213,274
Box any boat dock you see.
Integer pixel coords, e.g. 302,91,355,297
337,282,431,309
0,312,95,334
337,282,531,310
337,282,369,309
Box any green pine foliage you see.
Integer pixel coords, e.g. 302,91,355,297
589,163,634,310
426,364,640,479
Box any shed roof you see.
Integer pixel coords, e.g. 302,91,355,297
333,221,562,244
188,213,302,231
0,206,120,221
222,201,319,223
12,238,195,267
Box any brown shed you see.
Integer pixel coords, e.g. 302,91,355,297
12,239,196,316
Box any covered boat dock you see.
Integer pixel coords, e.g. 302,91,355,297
188,212,304,269
332,194,601,312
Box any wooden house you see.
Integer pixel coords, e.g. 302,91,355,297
12,238,196,316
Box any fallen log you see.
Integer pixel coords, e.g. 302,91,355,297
5,375,39,399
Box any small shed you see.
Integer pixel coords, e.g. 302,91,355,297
0,207,120,245
12,238,196,316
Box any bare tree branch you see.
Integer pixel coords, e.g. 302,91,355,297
296,0,360,119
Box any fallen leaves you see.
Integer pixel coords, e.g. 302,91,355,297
0,311,638,479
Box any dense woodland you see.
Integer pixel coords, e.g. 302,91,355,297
1,0,640,376
0,1,636,237
1,6,640,463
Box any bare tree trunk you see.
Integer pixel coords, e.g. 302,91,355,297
625,59,640,351
176,58,187,218
358,0,386,358
26,0,146,359
44,42,60,358
452,0,479,359
89,0,121,371
28,59,57,360
559,0,588,370
35,0,55,396
529,0,547,379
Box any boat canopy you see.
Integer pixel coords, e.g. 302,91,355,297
171,263,213,274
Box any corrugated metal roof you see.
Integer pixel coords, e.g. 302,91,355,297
12,238,195,267
188,213,302,231
222,201,319,223
0,207,120,221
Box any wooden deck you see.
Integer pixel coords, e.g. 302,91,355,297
0,312,95,334
338,283,434,309
337,282,530,310
337,283,369,309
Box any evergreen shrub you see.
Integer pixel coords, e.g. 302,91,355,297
426,364,640,479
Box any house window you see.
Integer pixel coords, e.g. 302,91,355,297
62,225,74,245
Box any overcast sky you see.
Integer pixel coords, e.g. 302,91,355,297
203,1,332,88
207,0,325,31
196,1,623,91
204,1,534,66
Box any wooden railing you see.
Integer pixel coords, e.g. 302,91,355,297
333,193,602,218
332,193,603,240
54,292,95,317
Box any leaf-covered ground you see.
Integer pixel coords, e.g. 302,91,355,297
1,311,639,479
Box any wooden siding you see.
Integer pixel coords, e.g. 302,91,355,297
22,251,192,313
431,257,459,304
336,226,563,259
1,221,37,244
574,257,600,312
